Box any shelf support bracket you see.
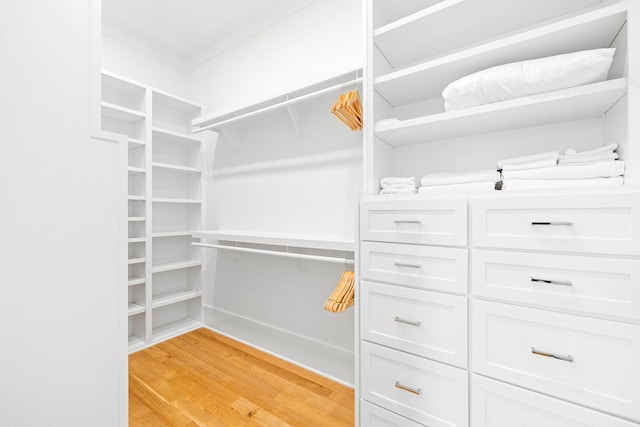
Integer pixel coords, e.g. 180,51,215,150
219,124,240,152
286,105,306,140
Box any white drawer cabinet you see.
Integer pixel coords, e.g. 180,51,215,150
472,375,640,427
473,300,640,421
361,281,468,367
360,199,467,246
361,341,469,427
361,241,468,295
471,192,640,255
361,401,424,427
472,249,640,320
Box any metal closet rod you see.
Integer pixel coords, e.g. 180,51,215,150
192,242,355,265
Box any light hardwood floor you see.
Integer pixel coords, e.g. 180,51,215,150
129,328,355,426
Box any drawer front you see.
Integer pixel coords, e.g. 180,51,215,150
472,375,639,427
361,241,468,294
361,401,424,427
360,199,467,246
471,192,640,255
361,341,468,427
472,250,640,320
473,300,640,421
361,281,468,367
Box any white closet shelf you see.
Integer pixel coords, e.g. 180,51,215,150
152,162,201,174
127,166,146,174
128,257,146,265
128,277,145,286
152,91,201,113
374,0,442,26
375,3,626,106
128,217,146,222
204,308,354,386
192,230,355,252
127,237,146,243
152,198,202,204
128,195,146,201
376,78,627,146
101,101,146,123
152,290,202,309
152,127,201,144
152,231,194,238
128,303,145,316
152,259,202,273
152,319,202,344
128,336,145,351
374,0,602,68
102,70,146,93
191,70,362,133
128,138,145,148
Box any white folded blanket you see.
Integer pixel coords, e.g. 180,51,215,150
421,169,499,186
564,143,618,156
380,176,417,188
502,176,623,190
418,181,497,194
497,151,559,169
501,158,558,171
502,161,625,180
559,152,618,165
379,187,418,195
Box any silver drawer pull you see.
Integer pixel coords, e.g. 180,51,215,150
394,316,422,327
530,277,573,286
395,262,422,269
531,221,573,226
531,346,574,362
395,381,422,395
394,220,421,224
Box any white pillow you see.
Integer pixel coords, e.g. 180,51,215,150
442,48,616,111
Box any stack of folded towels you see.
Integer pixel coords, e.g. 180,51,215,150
379,176,418,194
499,143,624,190
419,169,499,194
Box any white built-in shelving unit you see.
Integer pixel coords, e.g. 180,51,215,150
101,71,204,352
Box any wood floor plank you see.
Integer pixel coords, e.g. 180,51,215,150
129,328,354,426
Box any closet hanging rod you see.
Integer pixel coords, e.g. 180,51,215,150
192,242,355,265
192,77,363,134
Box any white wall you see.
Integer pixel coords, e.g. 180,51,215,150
188,0,363,114
102,33,189,97
0,1,123,425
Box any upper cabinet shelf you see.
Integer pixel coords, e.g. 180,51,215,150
376,78,627,146
375,2,627,106
192,230,355,252
152,127,201,144
374,0,603,69
101,102,145,123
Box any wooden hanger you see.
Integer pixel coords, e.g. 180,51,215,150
330,90,363,131
324,270,355,313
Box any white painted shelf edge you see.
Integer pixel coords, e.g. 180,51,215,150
152,290,202,309
152,127,201,143
192,229,355,252
128,303,145,316
152,231,194,238
128,277,145,286
376,78,627,145
152,162,201,173
101,101,145,123
152,198,202,204
152,259,202,273
152,319,202,344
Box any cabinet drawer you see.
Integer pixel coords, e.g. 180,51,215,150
361,281,468,367
361,401,423,427
471,192,640,255
361,241,468,294
473,300,640,421
472,250,640,320
361,341,468,427
360,199,467,246
472,375,639,427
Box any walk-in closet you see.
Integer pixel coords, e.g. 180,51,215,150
3,0,640,425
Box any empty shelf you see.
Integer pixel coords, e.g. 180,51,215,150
152,91,202,113
152,198,202,204
152,259,201,273
152,319,202,344
152,231,194,238
152,290,202,309
128,138,145,148
101,101,145,123
128,167,146,175
128,217,146,222
128,195,146,201
192,230,355,252
127,237,146,243
128,335,146,351
128,303,145,316
376,79,627,146
128,257,146,265
128,277,145,286
152,162,201,173
152,127,201,144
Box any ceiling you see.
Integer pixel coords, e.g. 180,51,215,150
102,0,316,69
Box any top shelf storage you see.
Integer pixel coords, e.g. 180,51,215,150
192,230,355,252
374,0,604,69
375,2,627,106
101,71,146,114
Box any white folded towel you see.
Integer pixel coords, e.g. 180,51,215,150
380,176,417,188
502,176,623,190
418,181,497,194
501,157,558,171
497,151,559,169
501,161,625,180
379,187,418,195
564,143,618,156
421,169,499,186
559,152,618,165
